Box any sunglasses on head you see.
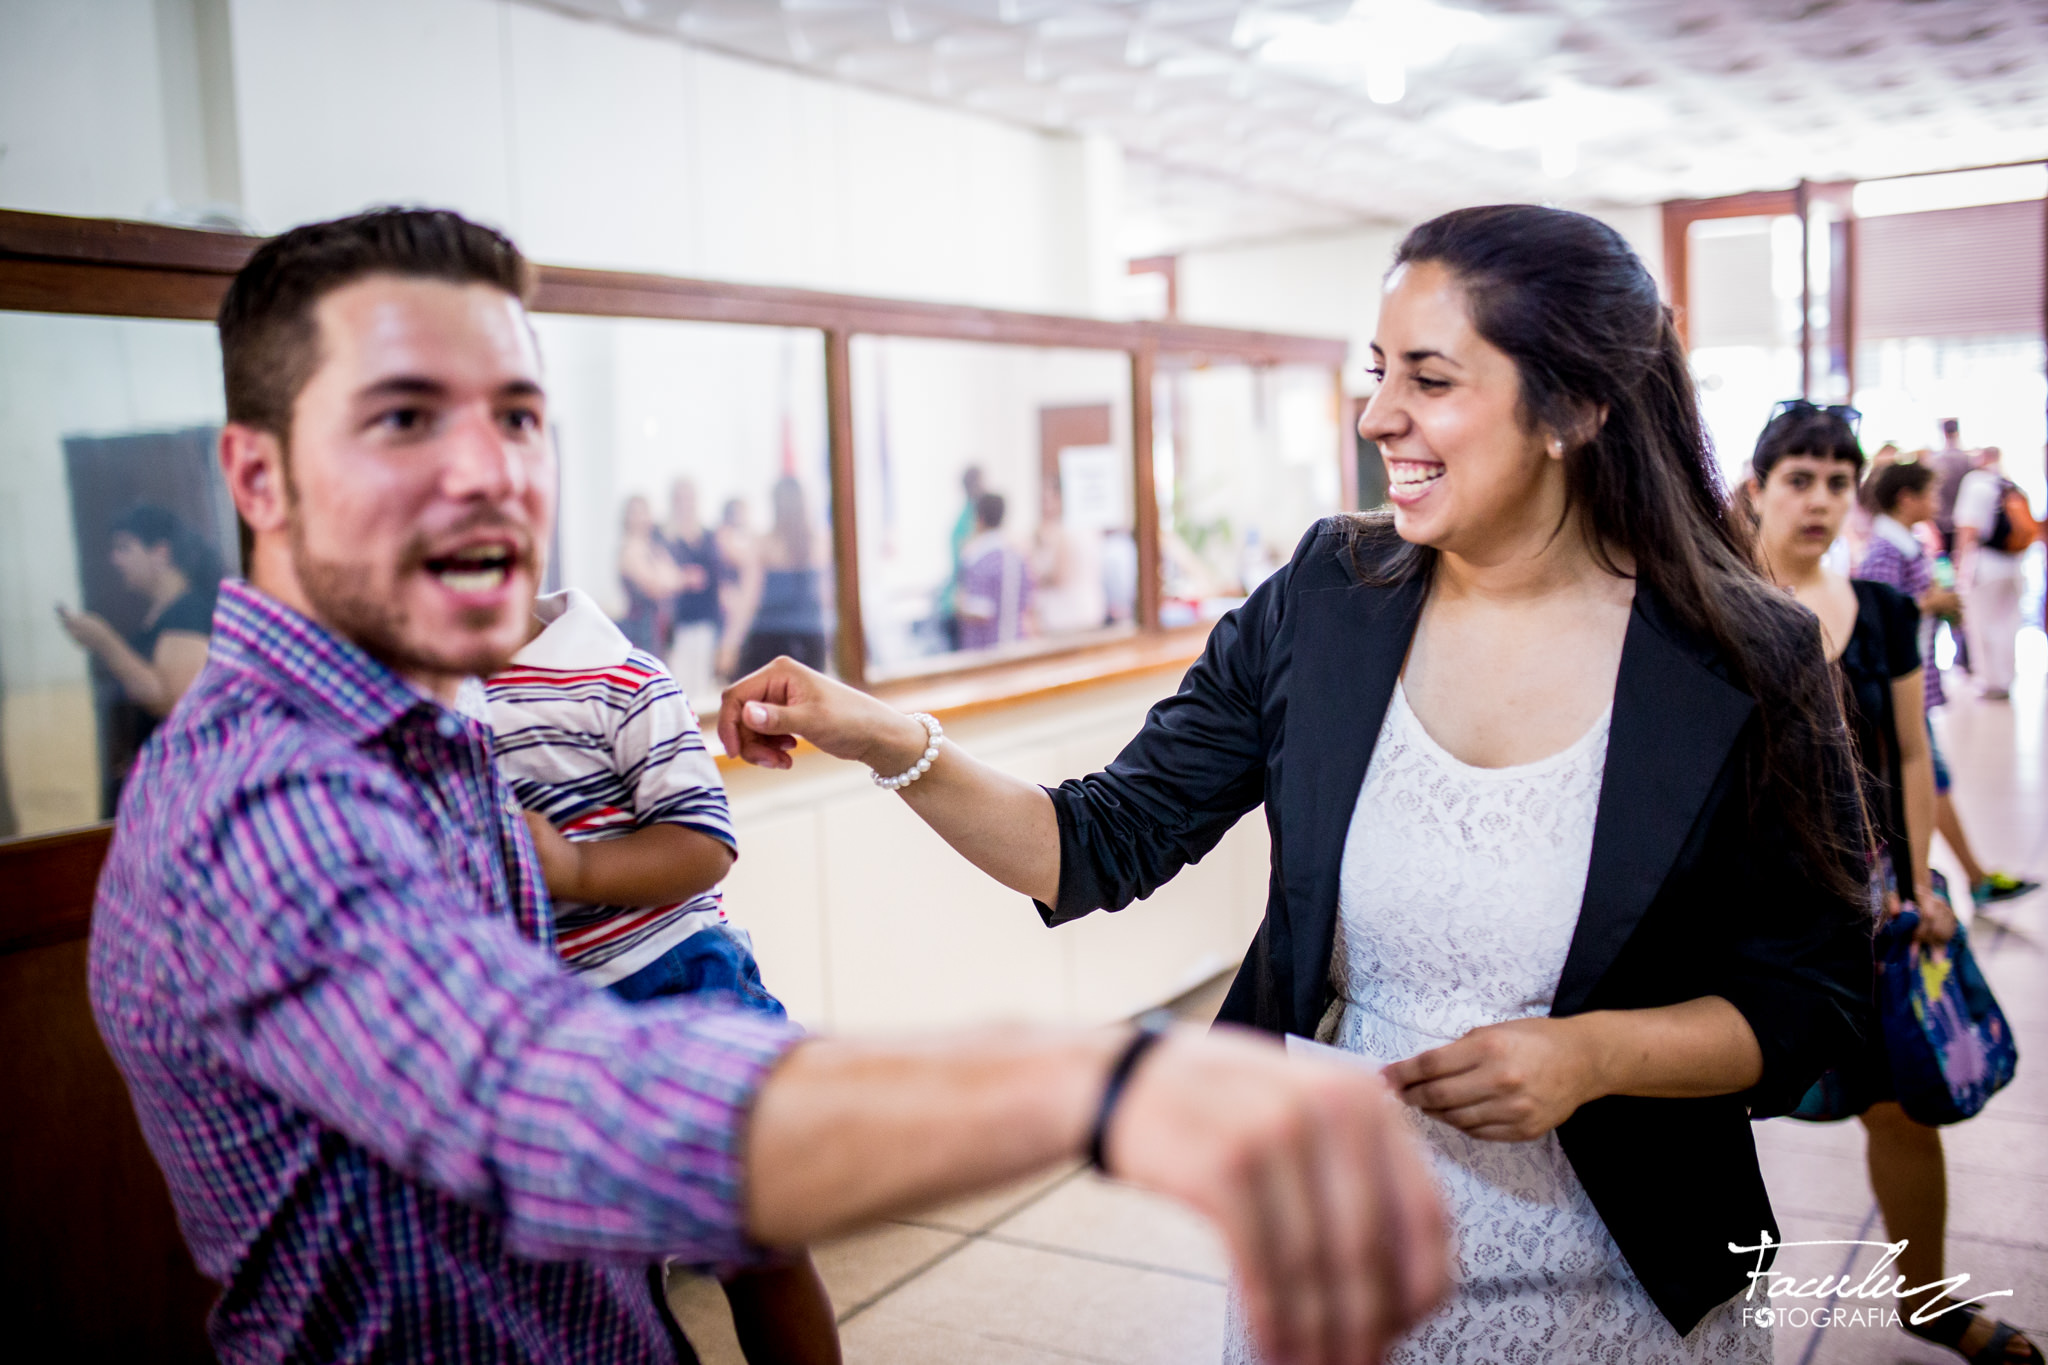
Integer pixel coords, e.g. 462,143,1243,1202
1769,398,1862,434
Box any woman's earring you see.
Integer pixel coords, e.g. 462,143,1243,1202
1549,438,1564,457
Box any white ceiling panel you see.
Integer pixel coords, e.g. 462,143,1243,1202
529,0,2048,252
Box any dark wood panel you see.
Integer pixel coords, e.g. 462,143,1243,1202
0,208,253,274
0,937,217,1362
0,209,1348,365
1130,346,1163,633
0,258,228,321
0,825,111,953
824,329,865,687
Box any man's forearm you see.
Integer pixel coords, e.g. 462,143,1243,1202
744,1027,1115,1245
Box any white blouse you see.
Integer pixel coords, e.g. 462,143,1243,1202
1225,681,1766,1364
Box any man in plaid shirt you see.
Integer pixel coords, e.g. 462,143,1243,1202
88,209,1444,1365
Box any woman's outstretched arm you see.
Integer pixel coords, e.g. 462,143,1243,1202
719,658,1062,905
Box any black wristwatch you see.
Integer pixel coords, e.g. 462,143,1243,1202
1087,1009,1174,1175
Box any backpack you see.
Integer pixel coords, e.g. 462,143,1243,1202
1987,480,2039,553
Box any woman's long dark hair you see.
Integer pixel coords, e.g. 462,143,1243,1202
1350,204,1867,901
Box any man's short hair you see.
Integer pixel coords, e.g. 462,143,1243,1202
218,208,532,442
1869,460,1935,515
974,491,1006,529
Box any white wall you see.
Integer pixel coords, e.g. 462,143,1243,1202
1175,204,1670,395
0,0,1126,315
1178,225,1405,396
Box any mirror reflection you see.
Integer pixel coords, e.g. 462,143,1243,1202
852,335,1138,680
0,311,232,839
531,315,833,714
1153,361,1343,626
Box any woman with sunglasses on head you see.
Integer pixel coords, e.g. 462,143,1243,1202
1747,404,2042,1365
720,205,1873,1362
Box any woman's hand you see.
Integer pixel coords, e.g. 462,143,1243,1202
56,604,120,654
1921,586,1961,618
1382,1016,1602,1143
1909,883,1959,946
718,656,930,774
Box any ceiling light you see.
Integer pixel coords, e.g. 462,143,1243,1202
1243,0,1492,104
1436,79,1664,160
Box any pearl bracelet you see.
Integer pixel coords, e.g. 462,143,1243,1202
872,712,944,791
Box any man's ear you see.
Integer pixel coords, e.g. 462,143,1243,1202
220,423,288,537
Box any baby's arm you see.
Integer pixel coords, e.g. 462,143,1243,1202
523,812,734,907
524,656,738,908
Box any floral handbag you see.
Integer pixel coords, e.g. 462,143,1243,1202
1884,907,2020,1126
1789,873,2019,1125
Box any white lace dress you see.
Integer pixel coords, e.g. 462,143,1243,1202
1224,682,1766,1365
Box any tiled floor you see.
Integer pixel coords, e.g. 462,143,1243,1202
672,640,2048,1364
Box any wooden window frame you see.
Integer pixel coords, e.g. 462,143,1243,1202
1666,161,2048,406
0,207,1347,925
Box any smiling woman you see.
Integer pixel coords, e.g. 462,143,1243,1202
715,203,1876,1365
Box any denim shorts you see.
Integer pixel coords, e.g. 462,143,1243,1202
607,924,787,1019
1928,718,1952,796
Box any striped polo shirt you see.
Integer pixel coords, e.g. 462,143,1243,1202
482,589,736,986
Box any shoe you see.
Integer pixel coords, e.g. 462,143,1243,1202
1973,872,2040,903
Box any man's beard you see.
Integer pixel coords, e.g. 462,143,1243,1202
287,508,530,681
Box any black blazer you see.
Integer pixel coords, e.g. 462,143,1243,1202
1041,518,1872,1334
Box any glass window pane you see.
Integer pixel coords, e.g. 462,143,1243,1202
0,311,230,838
1686,214,1804,483
530,315,832,716
1154,361,1342,626
851,336,1138,681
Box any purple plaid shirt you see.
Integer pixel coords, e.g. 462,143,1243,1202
89,581,799,1364
1855,516,1945,710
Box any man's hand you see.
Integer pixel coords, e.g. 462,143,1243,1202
1108,1027,1450,1365
521,810,588,903
1383,1016,1601,1143
746,1025,1448,1365
718,656,928,774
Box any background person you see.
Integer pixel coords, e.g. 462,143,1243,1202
90,207,1450,1365
956,491,1032,650
57,502,223,804
660,476,724,712
1031,482,1108,635
1930,417,1973,555
722,204,1874,1363
939,464,986,649
1749,407,2041,1365
1857,460,2039,909
723,475,830,677
616,492,683,655
1953,446,2024,700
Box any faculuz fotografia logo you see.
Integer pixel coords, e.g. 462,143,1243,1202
1730,1232,2014,1330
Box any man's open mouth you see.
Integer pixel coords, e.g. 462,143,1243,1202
424,542,519,594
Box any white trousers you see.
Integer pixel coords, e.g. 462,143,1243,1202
1963,564,2021,694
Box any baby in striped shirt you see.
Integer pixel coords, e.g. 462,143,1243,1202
473,586,839,1364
